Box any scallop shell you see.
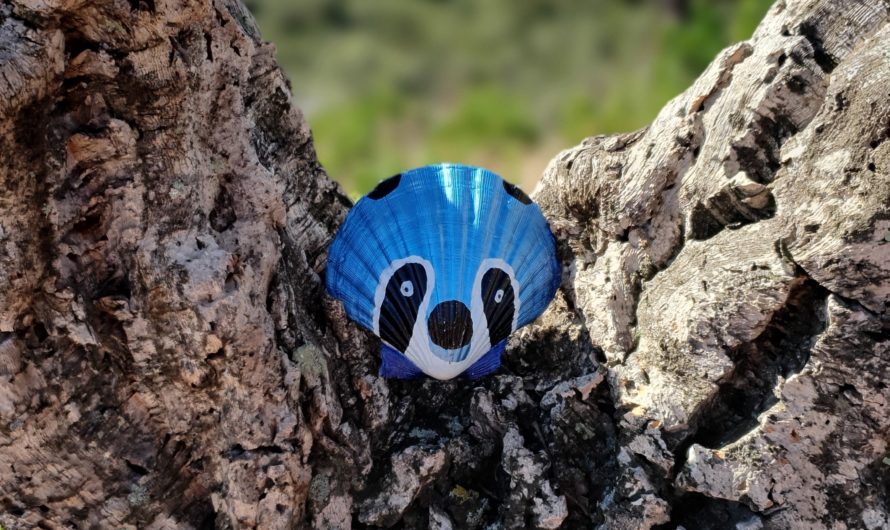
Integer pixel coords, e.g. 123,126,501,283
326,164,560,380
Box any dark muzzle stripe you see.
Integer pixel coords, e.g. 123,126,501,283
428,300,473,349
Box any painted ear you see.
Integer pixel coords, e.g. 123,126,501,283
463,340,507,380
379,343,424,379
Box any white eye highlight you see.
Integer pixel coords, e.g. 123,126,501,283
400,280,414,297
494,289,504,303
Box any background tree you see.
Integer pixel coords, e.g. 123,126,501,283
245,0,776,195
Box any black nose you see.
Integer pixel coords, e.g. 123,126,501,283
428,301,473,349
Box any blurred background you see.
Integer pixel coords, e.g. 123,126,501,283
248,0,774,197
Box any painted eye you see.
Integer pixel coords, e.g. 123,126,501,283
378,263,428,355
481,268,515,347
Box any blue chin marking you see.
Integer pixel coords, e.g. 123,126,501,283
463,340,506,380
429,342,472,362
379,343,423,379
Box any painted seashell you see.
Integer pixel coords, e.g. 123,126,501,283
326,163,560,380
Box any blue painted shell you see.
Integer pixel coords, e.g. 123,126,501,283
326,164,560,380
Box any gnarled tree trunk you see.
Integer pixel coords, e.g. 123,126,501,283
0,1,887,529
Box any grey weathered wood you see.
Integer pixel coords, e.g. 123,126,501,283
535,1,890,528
0,0,887,529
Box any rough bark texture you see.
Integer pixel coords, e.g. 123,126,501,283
0,1,887,529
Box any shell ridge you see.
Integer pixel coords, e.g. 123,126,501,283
506,203,558,326
375,188,422,348
457,168,474,359
337,200,405,326
379,343,424,379
463,339,506,380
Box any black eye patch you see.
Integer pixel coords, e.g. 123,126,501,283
481,268,515,346
378,263,427,352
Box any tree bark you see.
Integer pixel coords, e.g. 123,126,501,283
0,1,887,529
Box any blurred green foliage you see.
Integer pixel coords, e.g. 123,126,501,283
248,0,773,196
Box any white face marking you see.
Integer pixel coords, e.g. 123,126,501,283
372,256,521,380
